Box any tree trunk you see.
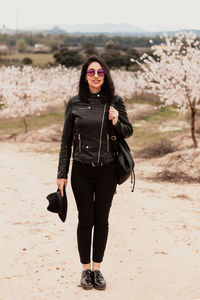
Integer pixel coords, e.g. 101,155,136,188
191,107,198,148
23,117,28,133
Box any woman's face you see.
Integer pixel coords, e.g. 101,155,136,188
85,61,105,93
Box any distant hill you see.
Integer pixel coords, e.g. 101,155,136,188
1,23,200,37
55,23,146,33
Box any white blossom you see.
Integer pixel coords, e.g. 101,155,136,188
131,30,200,147
0,65,80,120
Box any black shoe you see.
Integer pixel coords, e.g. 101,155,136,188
92,270,106,290
80,269,93,290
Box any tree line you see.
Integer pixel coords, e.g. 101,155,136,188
53,42,156,70
0,32,163,50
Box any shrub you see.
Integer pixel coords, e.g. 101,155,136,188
136,139,176,158
53,47,83,67
22,57,33,65
155,149,200,182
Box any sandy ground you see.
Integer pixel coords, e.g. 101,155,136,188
0,141,200,300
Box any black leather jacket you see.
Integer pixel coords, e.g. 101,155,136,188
57,93,133,179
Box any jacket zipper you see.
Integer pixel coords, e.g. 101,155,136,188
78,133,81,152
77,107,90,152
97,104,106,163
107,134,109,152
77,106,91,110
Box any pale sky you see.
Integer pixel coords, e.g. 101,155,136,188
1,0,200,31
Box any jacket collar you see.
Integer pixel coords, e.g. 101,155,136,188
87,91,102,99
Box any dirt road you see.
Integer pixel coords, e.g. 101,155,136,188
0,141,200,300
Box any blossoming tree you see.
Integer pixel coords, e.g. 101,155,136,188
131,31,200,148
0,66,79,132
111,69,146,100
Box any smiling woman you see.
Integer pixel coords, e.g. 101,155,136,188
56,54,133,290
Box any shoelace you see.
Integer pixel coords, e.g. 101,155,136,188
82,270,92,280
93,270,104,280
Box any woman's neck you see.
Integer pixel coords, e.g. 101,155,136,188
89,87,101,94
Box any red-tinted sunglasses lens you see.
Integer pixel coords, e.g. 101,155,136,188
87,69,95,77
97,69,105,77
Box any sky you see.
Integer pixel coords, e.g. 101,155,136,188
1,0,200,31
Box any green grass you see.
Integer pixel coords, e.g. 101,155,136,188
141,106,178,122
125,98,159,107
2,53,54,66
0,109,65,136
128,105,187,152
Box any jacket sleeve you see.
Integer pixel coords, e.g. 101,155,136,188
113,95,133,139
57,99,73,179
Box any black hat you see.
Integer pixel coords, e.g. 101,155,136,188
46,186,67,222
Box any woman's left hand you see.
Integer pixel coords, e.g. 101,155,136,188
109,106,119,126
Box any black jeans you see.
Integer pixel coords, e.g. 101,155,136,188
71,160,117,264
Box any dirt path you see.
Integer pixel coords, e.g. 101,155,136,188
0,141,200,300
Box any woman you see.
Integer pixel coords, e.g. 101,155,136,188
57,55,133,290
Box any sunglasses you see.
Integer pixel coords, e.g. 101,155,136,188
87,68,105,77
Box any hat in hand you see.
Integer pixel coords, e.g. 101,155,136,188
46,185,67,222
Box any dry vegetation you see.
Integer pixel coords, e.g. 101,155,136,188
128,101,200,183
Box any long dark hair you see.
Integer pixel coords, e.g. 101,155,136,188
78,55,115,103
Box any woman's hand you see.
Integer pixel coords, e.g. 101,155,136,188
57,178,68,197
109,106,119,126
